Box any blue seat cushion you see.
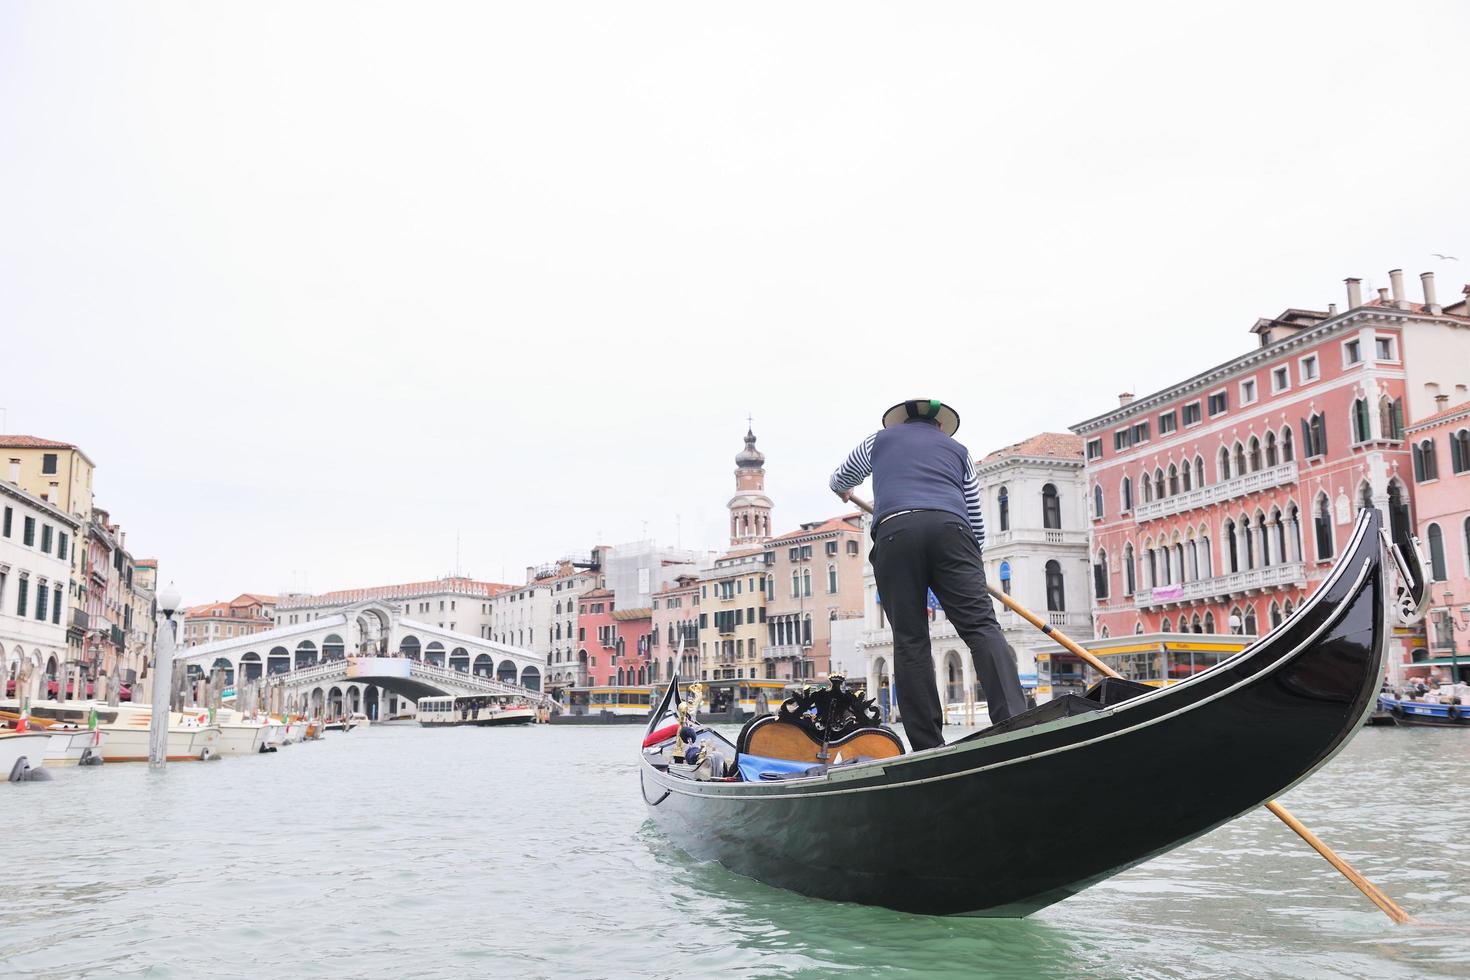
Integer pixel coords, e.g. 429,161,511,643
736,754,822,782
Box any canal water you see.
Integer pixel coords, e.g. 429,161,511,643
4,723,1468,979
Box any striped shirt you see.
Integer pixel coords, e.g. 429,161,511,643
830,431,987,550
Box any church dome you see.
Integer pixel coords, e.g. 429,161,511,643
735,428,765,468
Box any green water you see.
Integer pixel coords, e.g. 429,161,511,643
3,723,1468,979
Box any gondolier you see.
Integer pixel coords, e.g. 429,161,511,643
829,398,1027,748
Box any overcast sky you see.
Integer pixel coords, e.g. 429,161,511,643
3,2,1467,604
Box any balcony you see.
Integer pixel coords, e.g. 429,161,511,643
1133,461,1298,524
69,608,90,633
986,528,1089,549
764,644,808,660
998,610,1092,633
1136,560,1306,609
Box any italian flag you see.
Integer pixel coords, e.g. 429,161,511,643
15,698,29,733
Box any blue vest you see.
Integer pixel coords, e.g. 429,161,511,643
871,421,971,525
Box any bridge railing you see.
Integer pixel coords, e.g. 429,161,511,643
409,660,552,705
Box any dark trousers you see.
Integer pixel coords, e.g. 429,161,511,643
871,510,1028,750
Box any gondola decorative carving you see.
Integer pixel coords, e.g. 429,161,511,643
1382,528,1432,626
775,674,881,743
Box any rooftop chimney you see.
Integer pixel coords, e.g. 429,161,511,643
1118,392,1134,406
1378,287,1391,304
1389,269,1408,309
1328,302,1338,316
1345,277,1363,308
1436,393,1451,409
1421,271,1441,314
7,458,17,484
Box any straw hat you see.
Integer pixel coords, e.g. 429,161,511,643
881,399,960,437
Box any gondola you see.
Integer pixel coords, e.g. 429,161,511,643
639,509,1430,916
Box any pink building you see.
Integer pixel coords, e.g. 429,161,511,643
576,588,617,686
650,574,701,683
1075,269,1470,669
1408,398,1470,681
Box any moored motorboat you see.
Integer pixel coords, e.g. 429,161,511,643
1,731,53,779
640,510,1424,916
94,704,221,762
41,726,106,767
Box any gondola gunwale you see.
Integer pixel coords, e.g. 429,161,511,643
643,510,1381,803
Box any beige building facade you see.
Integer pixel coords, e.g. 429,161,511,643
763,514,865,681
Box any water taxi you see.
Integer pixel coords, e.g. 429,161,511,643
693,679,796,723
1,731,53,779
1377,684,1470,726
417,695,535,727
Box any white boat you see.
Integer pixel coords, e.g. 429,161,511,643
43,726,107,767
282,720,306,744
262,721,288,749
1,731,53,778
93,704,221,762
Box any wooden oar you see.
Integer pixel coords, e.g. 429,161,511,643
843,493,1415,924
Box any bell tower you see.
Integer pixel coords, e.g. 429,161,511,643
728,424,773,547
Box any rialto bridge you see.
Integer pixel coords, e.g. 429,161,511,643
177,600,548,719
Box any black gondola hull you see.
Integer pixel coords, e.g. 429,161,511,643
642,511,1391,916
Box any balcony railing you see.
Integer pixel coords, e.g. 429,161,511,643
1132,461,1298,523
986,528,1089,548
764,644,808,660
69,608,89,632
1136,560,1306,608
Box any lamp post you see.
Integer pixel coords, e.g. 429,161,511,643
148,581,182,770
1439,588,1468,685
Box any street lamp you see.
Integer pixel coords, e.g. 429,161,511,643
148,581,182,770
1438,588,1468,685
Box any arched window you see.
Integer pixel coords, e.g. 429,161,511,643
1380,396,1404,440
1427,523,1446,581
1100,626,1109,638
1229,606,1245,635
1194,455,1205,488
1219,446,1231,481
1413,439,1439,483
1233,442,1247,477
1314,494,1334,561
1248,437,1261,472
1042,484,1061,529
1187,539,1199,581
1045,560,1065,612
1243,513,1257,569
1135,621,1145,635
1190,613,1202,634
1121,476,1133,512
791,570,801,598
1093,484,1105,520
1265,432,1278,467
1204,611,1216,634
1224,518,1239,573
1280,426,1294,463
1153,469,1165,500
1199,533,1212,578
1283,599,1294,618
1352,397,1371,443
1256,511,1271,567
827,563,838,594
998,486,1010,531
1181,460,1193,492
1160,616,1172,633
1142,471,1154,503
1123,544,1136,596
1270,601,1282,629
802,568,812,597
1452,429,1470,474
1168,464,1180,496
1244,606,1258,636
1093,549,1109,600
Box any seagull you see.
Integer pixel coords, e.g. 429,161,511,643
1431,253,1459,261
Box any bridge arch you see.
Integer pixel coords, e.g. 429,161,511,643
268,646,290,675
425,641,445,667
348,687,361,713
473,653,492,676
211,657,235,686
521,666,540,691
400,635,421,660
323,634,345,660
350,604,393,655
240,652,262,681
450,647,469,672
497,660,517,683
328,686,344,716
295,640,318,670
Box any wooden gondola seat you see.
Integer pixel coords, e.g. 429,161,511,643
735,676,904,771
